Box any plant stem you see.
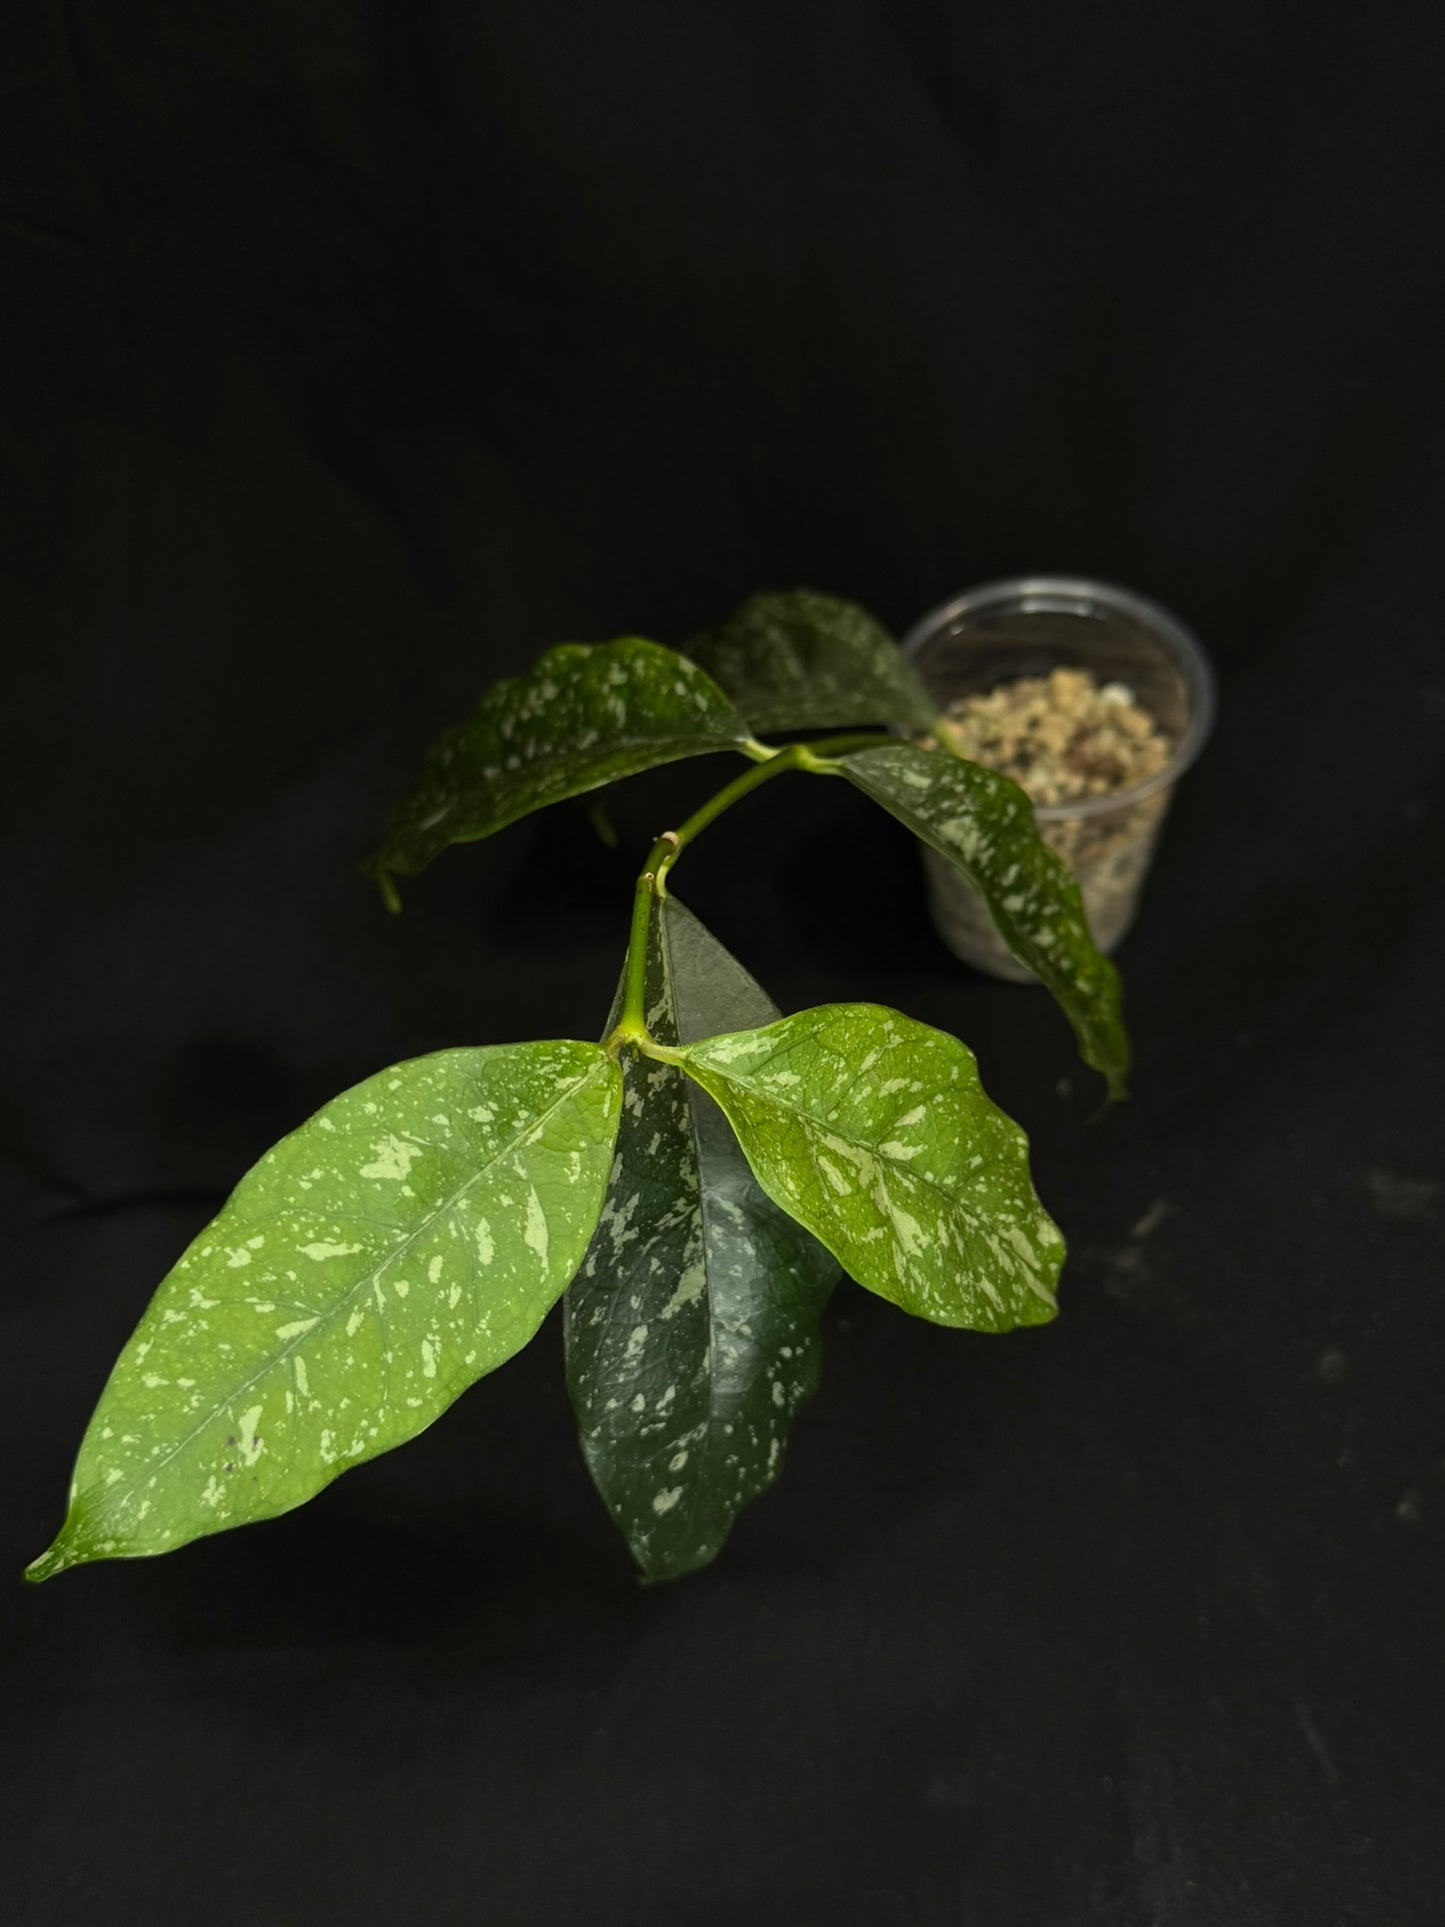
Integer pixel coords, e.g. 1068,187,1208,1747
607,732,887,1054
660,730,892,878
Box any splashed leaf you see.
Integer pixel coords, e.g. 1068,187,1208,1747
841,743,1129,1097
679,1003,1064,1332
686,589,937,735
28,1042,622,1579
566,897,837,1580
370,638,751,903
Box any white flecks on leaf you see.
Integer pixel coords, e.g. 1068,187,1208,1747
26,1041,622,1581
841,744,1128,1098
680,1002,1064,1332
358,1135,423,1182
371,638,751,893
524,1189,549,1265
564,894,837,1585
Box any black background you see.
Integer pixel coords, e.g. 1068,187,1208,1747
4,3,1444,1922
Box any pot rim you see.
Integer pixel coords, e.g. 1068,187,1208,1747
900,574,1216,821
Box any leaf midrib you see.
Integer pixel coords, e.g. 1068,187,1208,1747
702,1060,1053,1319
77,1051,613,1532
418,735,751,847
683,1039,989,1223
609,916,788,1554
845,752,1123,1080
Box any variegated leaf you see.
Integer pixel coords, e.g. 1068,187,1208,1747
28,1043,622,1578
679,1004,1064,1332
841,743,1129,1097
685,589,937,734
566,897,837,1580
370,637,752,904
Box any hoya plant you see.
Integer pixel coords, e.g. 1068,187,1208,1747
27,591,1127,1585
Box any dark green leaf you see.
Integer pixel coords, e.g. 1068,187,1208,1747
28,1042,622,1579
841,743,1129,1098
566,897,837,1580
370,638,751,902
686,589,937,735
680,1004,1064,1332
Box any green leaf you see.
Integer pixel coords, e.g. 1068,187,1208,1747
27,1042,622,1580
370,638,752,902
685,589,937,735
840,743,1130,1098
679,1004,1064,1332
566,897,837,1581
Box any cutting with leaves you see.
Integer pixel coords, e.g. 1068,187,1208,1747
30,589,1128,1586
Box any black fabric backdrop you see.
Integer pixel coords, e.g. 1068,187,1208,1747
3,4,1443,1923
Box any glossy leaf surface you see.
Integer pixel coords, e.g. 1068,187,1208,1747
686,589,937,735
28,1043,622,1578
680,1004,1063,1332
841,743,1129,1097
371,638,751,902
566,897,837,1580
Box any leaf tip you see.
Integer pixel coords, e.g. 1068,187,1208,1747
1089,1064,1129,1113
634,1539,722,1586
1109,1073,1129,1105
362,856,403,914
582,797,619,849
23,1535,75,1585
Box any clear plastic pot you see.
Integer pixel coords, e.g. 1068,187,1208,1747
901,576,1216,981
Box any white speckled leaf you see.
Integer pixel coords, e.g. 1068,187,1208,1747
841,743,1129,1098
679,1005,1064,1332
566,897,837,1581
27,1042,622,1580
685,589,937,734
371,637,751,903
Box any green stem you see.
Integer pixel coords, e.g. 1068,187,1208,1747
615,867,658,1043
607,734,881,1056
